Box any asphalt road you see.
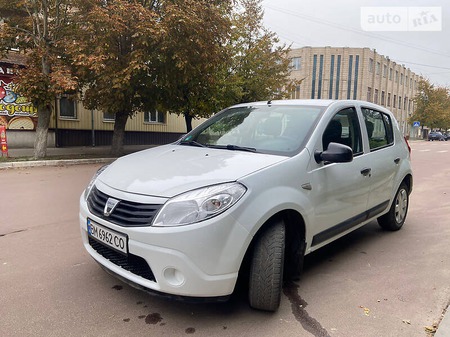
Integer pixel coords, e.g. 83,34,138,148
1,140,449,337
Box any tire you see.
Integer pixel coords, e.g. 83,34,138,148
377,183,409,231
248,220,285,311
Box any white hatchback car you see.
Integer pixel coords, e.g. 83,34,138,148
80,99,412,311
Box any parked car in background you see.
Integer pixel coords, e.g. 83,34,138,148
443,133,450,141
80,99,413,312
428,131,445,141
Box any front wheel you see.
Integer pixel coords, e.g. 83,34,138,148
377,183,409,231
248,220,285,311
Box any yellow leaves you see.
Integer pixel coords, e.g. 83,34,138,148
359,306,371,316
424,324,437,334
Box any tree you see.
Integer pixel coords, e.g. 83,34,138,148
153,0,233,132
156,0,299,132
71,0,233,152
229,0,298,103
69,0,161,156
0,0,78,159
411,79,450,130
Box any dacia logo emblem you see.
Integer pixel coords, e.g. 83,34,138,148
104,198,120,217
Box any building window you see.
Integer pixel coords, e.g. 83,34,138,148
393,95,397,108
329,55,335,99
59,96,77,119
103,111,115,121
395,71,399,82
290,57,301,70
318,55,324,99
291,85,301,99
376,62,381,75
398,96,402,109
335,55,341,99
347,55,353,99
401,73,404,85
404,97,408,111
311,54,317,99
353,55,359,100
381,91,385,106
367,87,372,102
389,68,393,80
387,93,391,107
144,110,166,123
369,58,374,72
383,64,387,78
410,78,413,88
374,89,378,104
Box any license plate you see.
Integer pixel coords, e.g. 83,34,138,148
87,219,128,255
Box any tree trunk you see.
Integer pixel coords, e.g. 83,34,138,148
184,112,193,132
110,111,129,156
33,104,52,159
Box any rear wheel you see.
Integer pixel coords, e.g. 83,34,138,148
378,183,409,231
248,220,285,311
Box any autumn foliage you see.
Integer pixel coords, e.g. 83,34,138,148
1,0,297,157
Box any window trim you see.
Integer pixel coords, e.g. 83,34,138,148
58,95,78,120
103,111,115,122
144,110,166,124
290,57,301,71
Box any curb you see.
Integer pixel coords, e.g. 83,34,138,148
436,305,450,337
0,158,115,170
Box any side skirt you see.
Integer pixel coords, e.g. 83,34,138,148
311,200,389,247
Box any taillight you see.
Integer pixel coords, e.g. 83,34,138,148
404,136,411,154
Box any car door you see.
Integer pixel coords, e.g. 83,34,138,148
307,106,372,249
360,106,398,214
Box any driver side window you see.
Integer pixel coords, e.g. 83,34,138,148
322,107,363,155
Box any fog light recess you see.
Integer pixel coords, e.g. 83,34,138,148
163,267,185,287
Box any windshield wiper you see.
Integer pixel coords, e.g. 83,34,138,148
179,140,207,148
209,144,257,153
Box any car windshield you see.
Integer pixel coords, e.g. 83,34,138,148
181,104,325,156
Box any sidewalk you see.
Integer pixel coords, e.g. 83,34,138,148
0,145,152,169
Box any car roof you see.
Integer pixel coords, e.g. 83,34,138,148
229,99,394,114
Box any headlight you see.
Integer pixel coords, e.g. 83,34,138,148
83,164,109,200
153,182,247,227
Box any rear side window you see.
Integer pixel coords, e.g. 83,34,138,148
362,108,394,150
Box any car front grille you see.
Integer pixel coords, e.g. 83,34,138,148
89,237,156,282
87,186,162,227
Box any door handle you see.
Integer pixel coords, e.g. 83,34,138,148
394,158,400,164
361,168,372,176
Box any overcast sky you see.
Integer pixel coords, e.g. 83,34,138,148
262,0,450,87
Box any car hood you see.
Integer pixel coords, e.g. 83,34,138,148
98,144,287,198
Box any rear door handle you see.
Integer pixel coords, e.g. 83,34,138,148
394,158,400,164
361,168,372,176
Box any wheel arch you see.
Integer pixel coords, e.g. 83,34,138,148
402,173,413,194
238,209,306,283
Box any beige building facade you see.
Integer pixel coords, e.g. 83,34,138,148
288,47,422,136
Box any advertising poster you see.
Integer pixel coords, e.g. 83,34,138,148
0,62,38,130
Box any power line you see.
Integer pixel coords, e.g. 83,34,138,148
392,60,450,71
263,5,450,59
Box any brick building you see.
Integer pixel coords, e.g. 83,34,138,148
288,47,423,136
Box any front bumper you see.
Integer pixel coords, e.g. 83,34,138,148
79,193,251,298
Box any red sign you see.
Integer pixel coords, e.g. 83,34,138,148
0,125,8,157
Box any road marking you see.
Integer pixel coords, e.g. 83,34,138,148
419,149,431,152
437,150,448,153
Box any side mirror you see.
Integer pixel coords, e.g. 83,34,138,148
314,142,353,164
